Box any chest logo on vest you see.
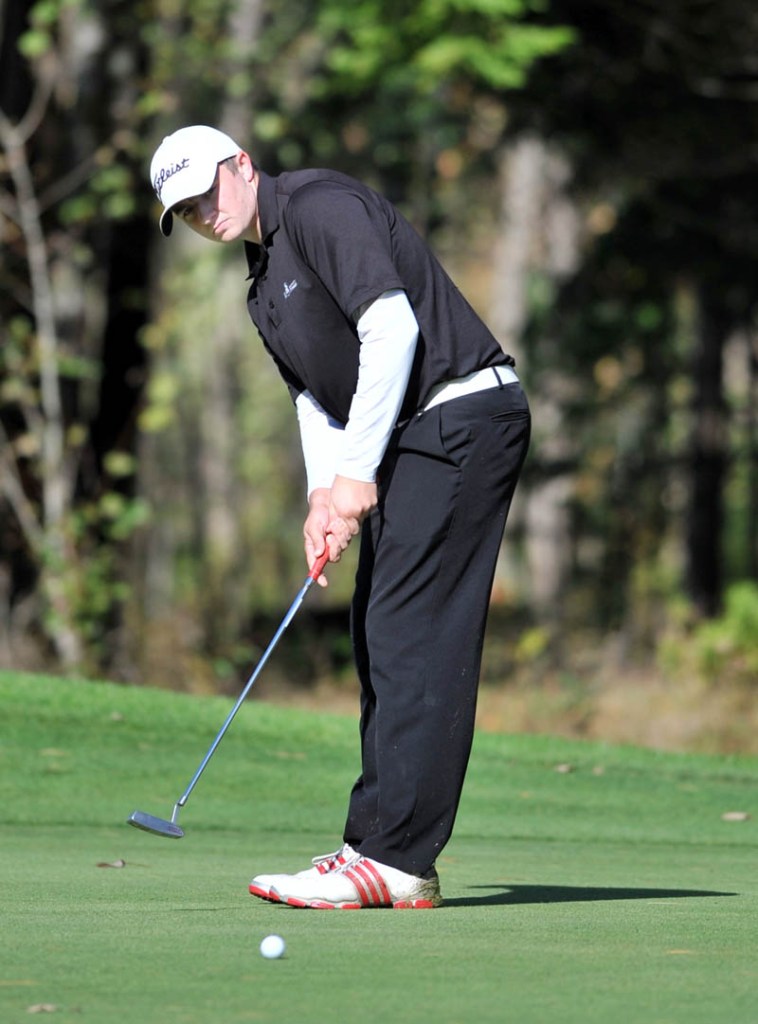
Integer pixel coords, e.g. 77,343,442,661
283,279,299,299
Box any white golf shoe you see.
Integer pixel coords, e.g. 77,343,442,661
269,852,442,909
249,843,357,903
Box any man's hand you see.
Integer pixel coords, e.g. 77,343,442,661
329,475,377,538
303,490,332,587
303,478,377,587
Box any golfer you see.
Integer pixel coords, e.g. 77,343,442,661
150,125,531,909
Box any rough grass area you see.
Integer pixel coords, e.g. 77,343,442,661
215,605,758,756
473,670,758,755
1,671,756,1024
248,668,758,757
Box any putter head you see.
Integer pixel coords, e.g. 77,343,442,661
127,810,184,839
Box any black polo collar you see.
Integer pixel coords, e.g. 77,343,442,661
244,170,278,281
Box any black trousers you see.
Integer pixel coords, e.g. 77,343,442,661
343,382,531,875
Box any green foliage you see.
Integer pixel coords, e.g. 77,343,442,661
47,490,151,657
315,0,573,95
0,307,151,668
58,158,139,227
241,0,573,227
138,0,240,115
4,0,756,687
693,583,758,685
514,625,552,665
659,583,758,688
17,0,84,59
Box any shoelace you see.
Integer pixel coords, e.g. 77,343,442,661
332,852,365,877
311,844,353,873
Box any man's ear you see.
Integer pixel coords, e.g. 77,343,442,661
237,150,256,182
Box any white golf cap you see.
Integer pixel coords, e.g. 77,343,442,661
150,125,241,236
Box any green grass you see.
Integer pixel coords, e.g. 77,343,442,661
1,670,756,1023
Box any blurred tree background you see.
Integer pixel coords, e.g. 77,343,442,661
1,0,756,750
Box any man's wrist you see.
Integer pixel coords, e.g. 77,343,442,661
308,486,331,510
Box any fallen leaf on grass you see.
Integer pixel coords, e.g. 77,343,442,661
721,811,750,822
96,859,126,868
554,763,574,774
27,1005,58,1014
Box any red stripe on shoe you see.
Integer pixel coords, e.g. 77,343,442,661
344,858,392,906
344,865,373,905
358,859,393,904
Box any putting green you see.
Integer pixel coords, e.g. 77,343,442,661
1,672,755,1023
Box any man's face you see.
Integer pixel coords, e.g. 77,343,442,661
173,152,260,243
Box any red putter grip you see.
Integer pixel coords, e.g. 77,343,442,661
308,548,330,581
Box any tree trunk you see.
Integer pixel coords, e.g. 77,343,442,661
686,286,728,617
747,326,758,580
489,135,581,615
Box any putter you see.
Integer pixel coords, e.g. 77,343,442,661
127,548,330,838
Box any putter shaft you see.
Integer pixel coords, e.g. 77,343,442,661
127,549,330,837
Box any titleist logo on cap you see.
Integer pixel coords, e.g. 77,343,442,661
153,157,190,199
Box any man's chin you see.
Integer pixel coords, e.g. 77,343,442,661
213,221,240,243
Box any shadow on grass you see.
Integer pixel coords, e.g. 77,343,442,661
445,884,737,908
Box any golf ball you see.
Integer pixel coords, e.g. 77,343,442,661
260,934,286,960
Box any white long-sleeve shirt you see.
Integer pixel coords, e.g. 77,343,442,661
295,289,419,497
